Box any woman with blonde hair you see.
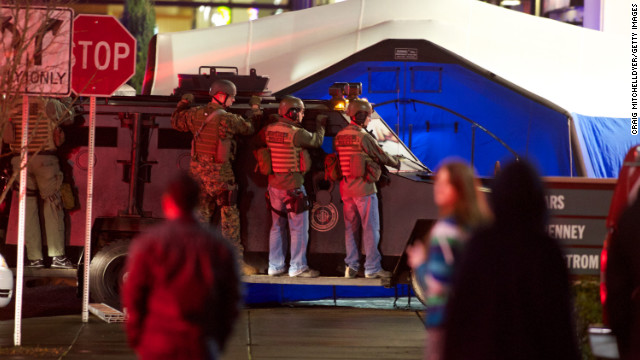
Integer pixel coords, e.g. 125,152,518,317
407,158,487,360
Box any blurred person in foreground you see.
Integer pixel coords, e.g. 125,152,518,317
443,160,579,360
406,159,487,360
606,186,640,359
122,172,241,360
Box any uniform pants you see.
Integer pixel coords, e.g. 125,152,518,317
190,159,243,255
11,155,65,260
342,193,383,276
267,186,310,276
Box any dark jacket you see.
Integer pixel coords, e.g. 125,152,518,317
606,194,640,360
122,217,241,360
443,161,579,360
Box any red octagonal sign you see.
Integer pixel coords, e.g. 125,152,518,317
72,15,136,97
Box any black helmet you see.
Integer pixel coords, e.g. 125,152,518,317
278,96,305,119
346,99,372,125
209,79,237,97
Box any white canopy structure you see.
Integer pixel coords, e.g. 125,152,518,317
144,0,632,177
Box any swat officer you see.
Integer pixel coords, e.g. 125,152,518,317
260,96,326,277
171,79,260,275
3,97,75,269
334,99,400,279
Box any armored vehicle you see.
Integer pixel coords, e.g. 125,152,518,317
3,68,615,309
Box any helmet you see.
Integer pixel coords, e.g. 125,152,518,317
278,96,305,119
346,99,372,117
209,79,237,97
346,99,372,125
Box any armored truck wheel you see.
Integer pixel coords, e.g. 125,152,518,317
89,240,131,309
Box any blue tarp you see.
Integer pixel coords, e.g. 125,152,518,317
292,61,575,177
573,113,638,178
244,283,414,305
247,43,635,305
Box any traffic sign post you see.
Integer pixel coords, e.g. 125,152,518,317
72,14,136,97
0,6,73,96
1,5,74,346
71,14,136,322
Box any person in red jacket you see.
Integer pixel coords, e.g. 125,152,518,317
121,172,241,360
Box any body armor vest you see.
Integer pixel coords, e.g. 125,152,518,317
265,121,301,173
335,125,368,178
192,107,225,160
8,98,57,153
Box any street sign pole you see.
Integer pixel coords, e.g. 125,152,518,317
13,96,30,346
72,14,136,322
82,97,97,323
1,5,74,345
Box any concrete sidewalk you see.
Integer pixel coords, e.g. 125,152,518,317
0,315,133,359
0,304,425,359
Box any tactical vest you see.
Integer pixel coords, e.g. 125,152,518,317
7,98,57,153
335,125,369,178
192,105,226,162
265,121,302,173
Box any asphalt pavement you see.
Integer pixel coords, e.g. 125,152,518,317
0,281,80,322
0,283,426,359
0,315,133,359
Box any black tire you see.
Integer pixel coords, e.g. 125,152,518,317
410,270,427,306
89,240,131,309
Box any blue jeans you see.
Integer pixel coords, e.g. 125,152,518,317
343,193,382,276
268,186,310,276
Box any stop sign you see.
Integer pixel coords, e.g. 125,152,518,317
72,15,136,97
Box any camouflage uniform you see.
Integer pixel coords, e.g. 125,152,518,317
171,101,255,254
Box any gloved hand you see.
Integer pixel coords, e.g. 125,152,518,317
392,154,403,169
249,95,262,109
182,93,194,103
316,114,328,128
177,93,194,110
245,108,263,120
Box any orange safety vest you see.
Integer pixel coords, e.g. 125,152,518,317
265,121,302,173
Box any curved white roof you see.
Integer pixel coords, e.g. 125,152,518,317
149,0,625,118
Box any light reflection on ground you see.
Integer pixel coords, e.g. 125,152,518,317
286,296,425,311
